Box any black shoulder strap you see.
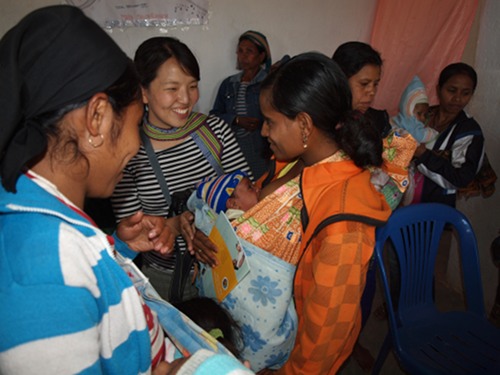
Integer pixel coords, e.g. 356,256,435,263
302,212,387,253
140,127,194,302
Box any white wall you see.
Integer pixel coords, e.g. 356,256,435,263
0,0,377,113
453,0,500,312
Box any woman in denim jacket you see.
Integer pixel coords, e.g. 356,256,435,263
211,30,272,179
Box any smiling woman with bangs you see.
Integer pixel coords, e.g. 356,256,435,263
111,37,251,303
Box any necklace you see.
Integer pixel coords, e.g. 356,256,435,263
144,120,178,135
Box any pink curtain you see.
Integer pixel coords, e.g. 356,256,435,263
370,0,479,115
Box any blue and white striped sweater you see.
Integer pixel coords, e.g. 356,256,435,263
0,175,152,374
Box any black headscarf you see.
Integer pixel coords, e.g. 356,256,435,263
0,5,129,192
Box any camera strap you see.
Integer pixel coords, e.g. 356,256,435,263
140,128,194,302
140,128,171,206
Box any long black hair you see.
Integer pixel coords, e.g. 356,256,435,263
261,52,382,168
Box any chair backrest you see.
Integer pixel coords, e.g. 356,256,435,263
374,203,485,330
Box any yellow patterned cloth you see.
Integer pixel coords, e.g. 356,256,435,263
233,177,303,265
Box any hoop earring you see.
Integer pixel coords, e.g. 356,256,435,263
88,134,104,148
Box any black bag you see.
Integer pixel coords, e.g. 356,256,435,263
168,189,195,303
169,189,194,217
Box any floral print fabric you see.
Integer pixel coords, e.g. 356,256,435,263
233,177,303,265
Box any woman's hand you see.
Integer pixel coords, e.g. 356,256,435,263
116,211,175,255
413,143,427,158
178,211,196,249
236,116,261,132
172,211,218,268
191,229,219,267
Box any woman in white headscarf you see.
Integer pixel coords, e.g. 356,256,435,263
211,30,273,179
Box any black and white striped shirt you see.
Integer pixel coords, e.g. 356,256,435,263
234,82,249,137
111,114,251,269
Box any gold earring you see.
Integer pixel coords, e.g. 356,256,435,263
88,134,104,148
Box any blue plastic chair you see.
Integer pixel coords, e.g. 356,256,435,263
372,203,500,375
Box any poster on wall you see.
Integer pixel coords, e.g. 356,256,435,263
65,0,209,29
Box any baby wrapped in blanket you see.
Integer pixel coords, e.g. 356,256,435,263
390,75,436,206
188,170,303,371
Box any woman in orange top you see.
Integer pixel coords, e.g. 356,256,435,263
257,52,390,374
189,53,390,373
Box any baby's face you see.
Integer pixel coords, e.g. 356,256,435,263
227,177,260,211
413,103,429,123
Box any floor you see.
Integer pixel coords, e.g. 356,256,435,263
337,278,467,375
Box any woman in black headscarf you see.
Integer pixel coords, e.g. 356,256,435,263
0,5,178,374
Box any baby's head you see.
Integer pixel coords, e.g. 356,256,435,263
196,170,259,213
413,101,429,123
403,76,429,123
226,176,260,211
